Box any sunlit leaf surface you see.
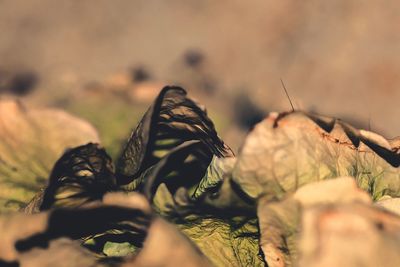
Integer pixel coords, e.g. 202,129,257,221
0,100,99,213
2,90,400,267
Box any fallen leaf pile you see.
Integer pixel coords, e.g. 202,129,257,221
1,87,400,267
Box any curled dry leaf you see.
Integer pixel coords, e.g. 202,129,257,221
39,143,117,211
257,177,378,267
139,140,213,201
233,111,400,201
0,100,99,213
116,86,233,187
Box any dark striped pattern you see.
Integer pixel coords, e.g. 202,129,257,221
39,143,116,210
116,86,233,185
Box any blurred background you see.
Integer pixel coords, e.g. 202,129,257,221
1,0,399,154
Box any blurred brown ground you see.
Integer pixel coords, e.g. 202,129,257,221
0,0,399,145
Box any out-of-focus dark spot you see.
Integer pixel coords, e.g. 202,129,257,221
9,72,38,96
201,78,217,95
184,49,204,68
0,69,6,88
376,221,384,230
84,81,103,92
0,70,38,96
52,97,72,108
233,91,267,130
131,66,152,83
0,260,19,267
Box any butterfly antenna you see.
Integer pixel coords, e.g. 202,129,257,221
280,78,294,112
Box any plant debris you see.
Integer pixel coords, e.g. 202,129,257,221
1,87,400,267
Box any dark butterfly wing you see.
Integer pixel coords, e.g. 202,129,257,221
116,86,233,186
39,143,116,210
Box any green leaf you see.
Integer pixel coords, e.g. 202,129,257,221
152,178,264,267
102,241,137,257
179,217,265,267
